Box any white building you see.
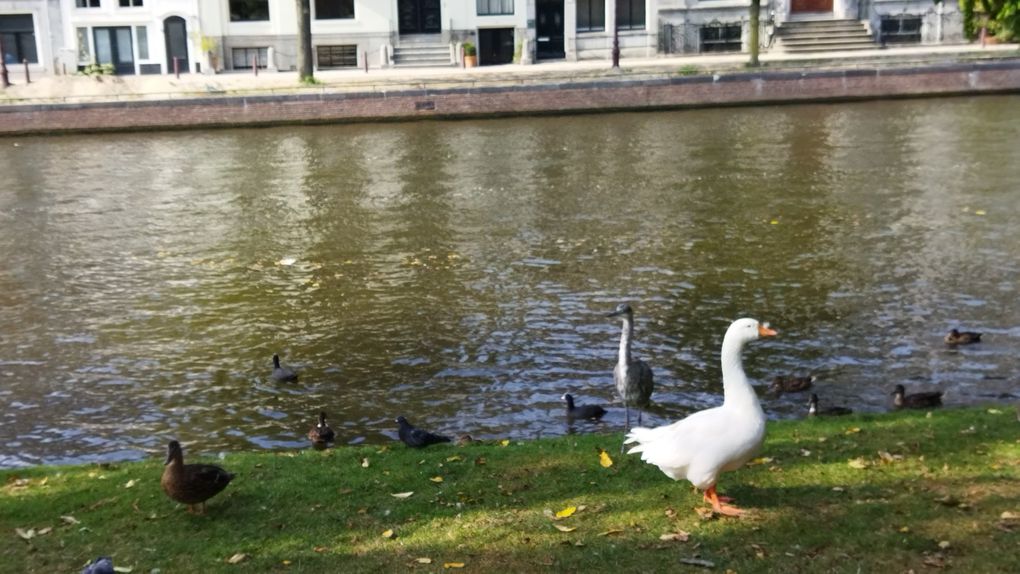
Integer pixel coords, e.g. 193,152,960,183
1,0,965,77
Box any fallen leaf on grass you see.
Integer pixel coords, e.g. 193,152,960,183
500,440,510,447
391,492,414,499
694,507,715,520
598,529,625,537
416,557,432,564
430,476,444,483
361,458,370,468
659,531,690,542
747,457,773,466
679,557,715,568
382,529,396,539
113,567,133,573
847,457,869,469
598,449,613,468
124,479,137,489
15,528,35,541
446,455,463,462
443,562,465,569
553,524,577,532
313,546,328,553
555,506,577,519
899,526,911,533
226,553,250,564
845,427,862,434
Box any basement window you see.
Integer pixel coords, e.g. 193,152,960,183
316,44,357,68
232,47,268,69
700,24,741,53
880,16,921,45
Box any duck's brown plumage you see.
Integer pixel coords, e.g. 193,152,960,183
770,375,816,394
161,440,233,514
307,411,335,444
944,329,982,345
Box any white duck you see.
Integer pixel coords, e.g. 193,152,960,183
625,318,776,516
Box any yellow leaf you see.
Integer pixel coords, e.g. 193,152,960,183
500,439,510,447
361,458,370,468
599,449,613,468
553,524,576,532
416,557,433,564
430,476,444,483
443,563,465,569
975,209,987,215
747,457,774,466
899,526,910,533
382,529,395,539
112,567,133,573
124,479,137,489
391,492,414,499
36,527,52,535
313,546,328,553
446,455,463,462
987,408,1003,415
847,457,868,469
660,531,690,542
845,427,862,435
598,529,625,537
226,553,250,564
770,219,779,225
281,560,291,565
61,515,80,525
555,506,577,519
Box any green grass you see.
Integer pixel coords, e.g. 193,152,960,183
3,407,1018,573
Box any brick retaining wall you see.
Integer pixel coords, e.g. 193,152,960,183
2,60,1019,136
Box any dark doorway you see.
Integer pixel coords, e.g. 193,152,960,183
479,28,514,66
535,0,564,59
164,16,189,74
93,26,135,75
398,0,441,35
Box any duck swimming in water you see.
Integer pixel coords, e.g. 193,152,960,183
891,384,943,409
944,329,981,345
562,393,607,421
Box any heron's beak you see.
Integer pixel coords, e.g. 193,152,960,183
758,323,778,337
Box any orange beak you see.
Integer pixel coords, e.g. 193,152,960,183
758,323,778,337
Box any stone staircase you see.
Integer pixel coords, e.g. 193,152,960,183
392,35,455,68
773,19,878,53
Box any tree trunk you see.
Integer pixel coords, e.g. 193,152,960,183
296,0,313,81
749,0,761,67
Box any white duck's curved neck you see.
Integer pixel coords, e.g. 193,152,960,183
617,315,633,366
720,332,760,410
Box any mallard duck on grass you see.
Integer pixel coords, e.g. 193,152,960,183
891,384,944,409
307,411,335,445
769,375,816,394
161,440,234,514
807,393,853,416
945,329,982,345
626,318,777,517
562,393,607,421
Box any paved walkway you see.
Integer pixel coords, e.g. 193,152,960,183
1,43,1017,105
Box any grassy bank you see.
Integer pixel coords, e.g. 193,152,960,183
3,407,1018,573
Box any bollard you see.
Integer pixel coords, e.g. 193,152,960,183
363,51,368,73
253,58,258,76
23,59,30,84
0,35,9,88
173,56,180,79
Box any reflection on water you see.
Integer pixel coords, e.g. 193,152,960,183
1,96,1019,467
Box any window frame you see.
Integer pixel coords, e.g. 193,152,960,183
229,0,271,22
616,0,645,31
232,46,269,69
0,14,38,65
314,0,355,20
576,0,605,33
119,0,144,7
476,0,514,16
76,0,101,8
316,44,358,68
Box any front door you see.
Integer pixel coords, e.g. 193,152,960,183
164,16,189,74
93,27,135,75
398,0,441,34
790,0,833,12
536,0,564,60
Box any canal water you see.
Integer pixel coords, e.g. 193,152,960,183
1,95,1018,467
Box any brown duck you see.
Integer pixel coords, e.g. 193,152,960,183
944,329,982,345
891,384,944,409
769,375,816,394
161,440,234,514
307,411,336,445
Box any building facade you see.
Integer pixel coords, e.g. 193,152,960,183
0,0,966,77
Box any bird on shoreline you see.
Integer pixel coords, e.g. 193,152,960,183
626,318,777,517
944,329,982,345
607,304,654,431
807,393,853,416
396,416,451,448
891,384,944,409
271,354,298,382
562,393,607,421
307,411,335,445
769,375,815,394
161,440,234,514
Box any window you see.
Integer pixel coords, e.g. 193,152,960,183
230,0,270,22
477,0,514,16
76,0,101,7
232,47,268,68
119,0,144,6
0,14,38,64
316,45,357,68
616,0,645,30
315,0,354,19
136,26,148,59
577,0,604,31
76,27,90,62
880,16,921,44
699,24,741,53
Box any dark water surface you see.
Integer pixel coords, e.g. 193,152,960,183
2,96,1018,467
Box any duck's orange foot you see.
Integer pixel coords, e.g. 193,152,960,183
703,485,745,517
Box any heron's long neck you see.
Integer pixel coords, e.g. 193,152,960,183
720,335,760,410
618,317,633,366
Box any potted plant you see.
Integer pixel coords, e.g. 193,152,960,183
463,41,477,68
